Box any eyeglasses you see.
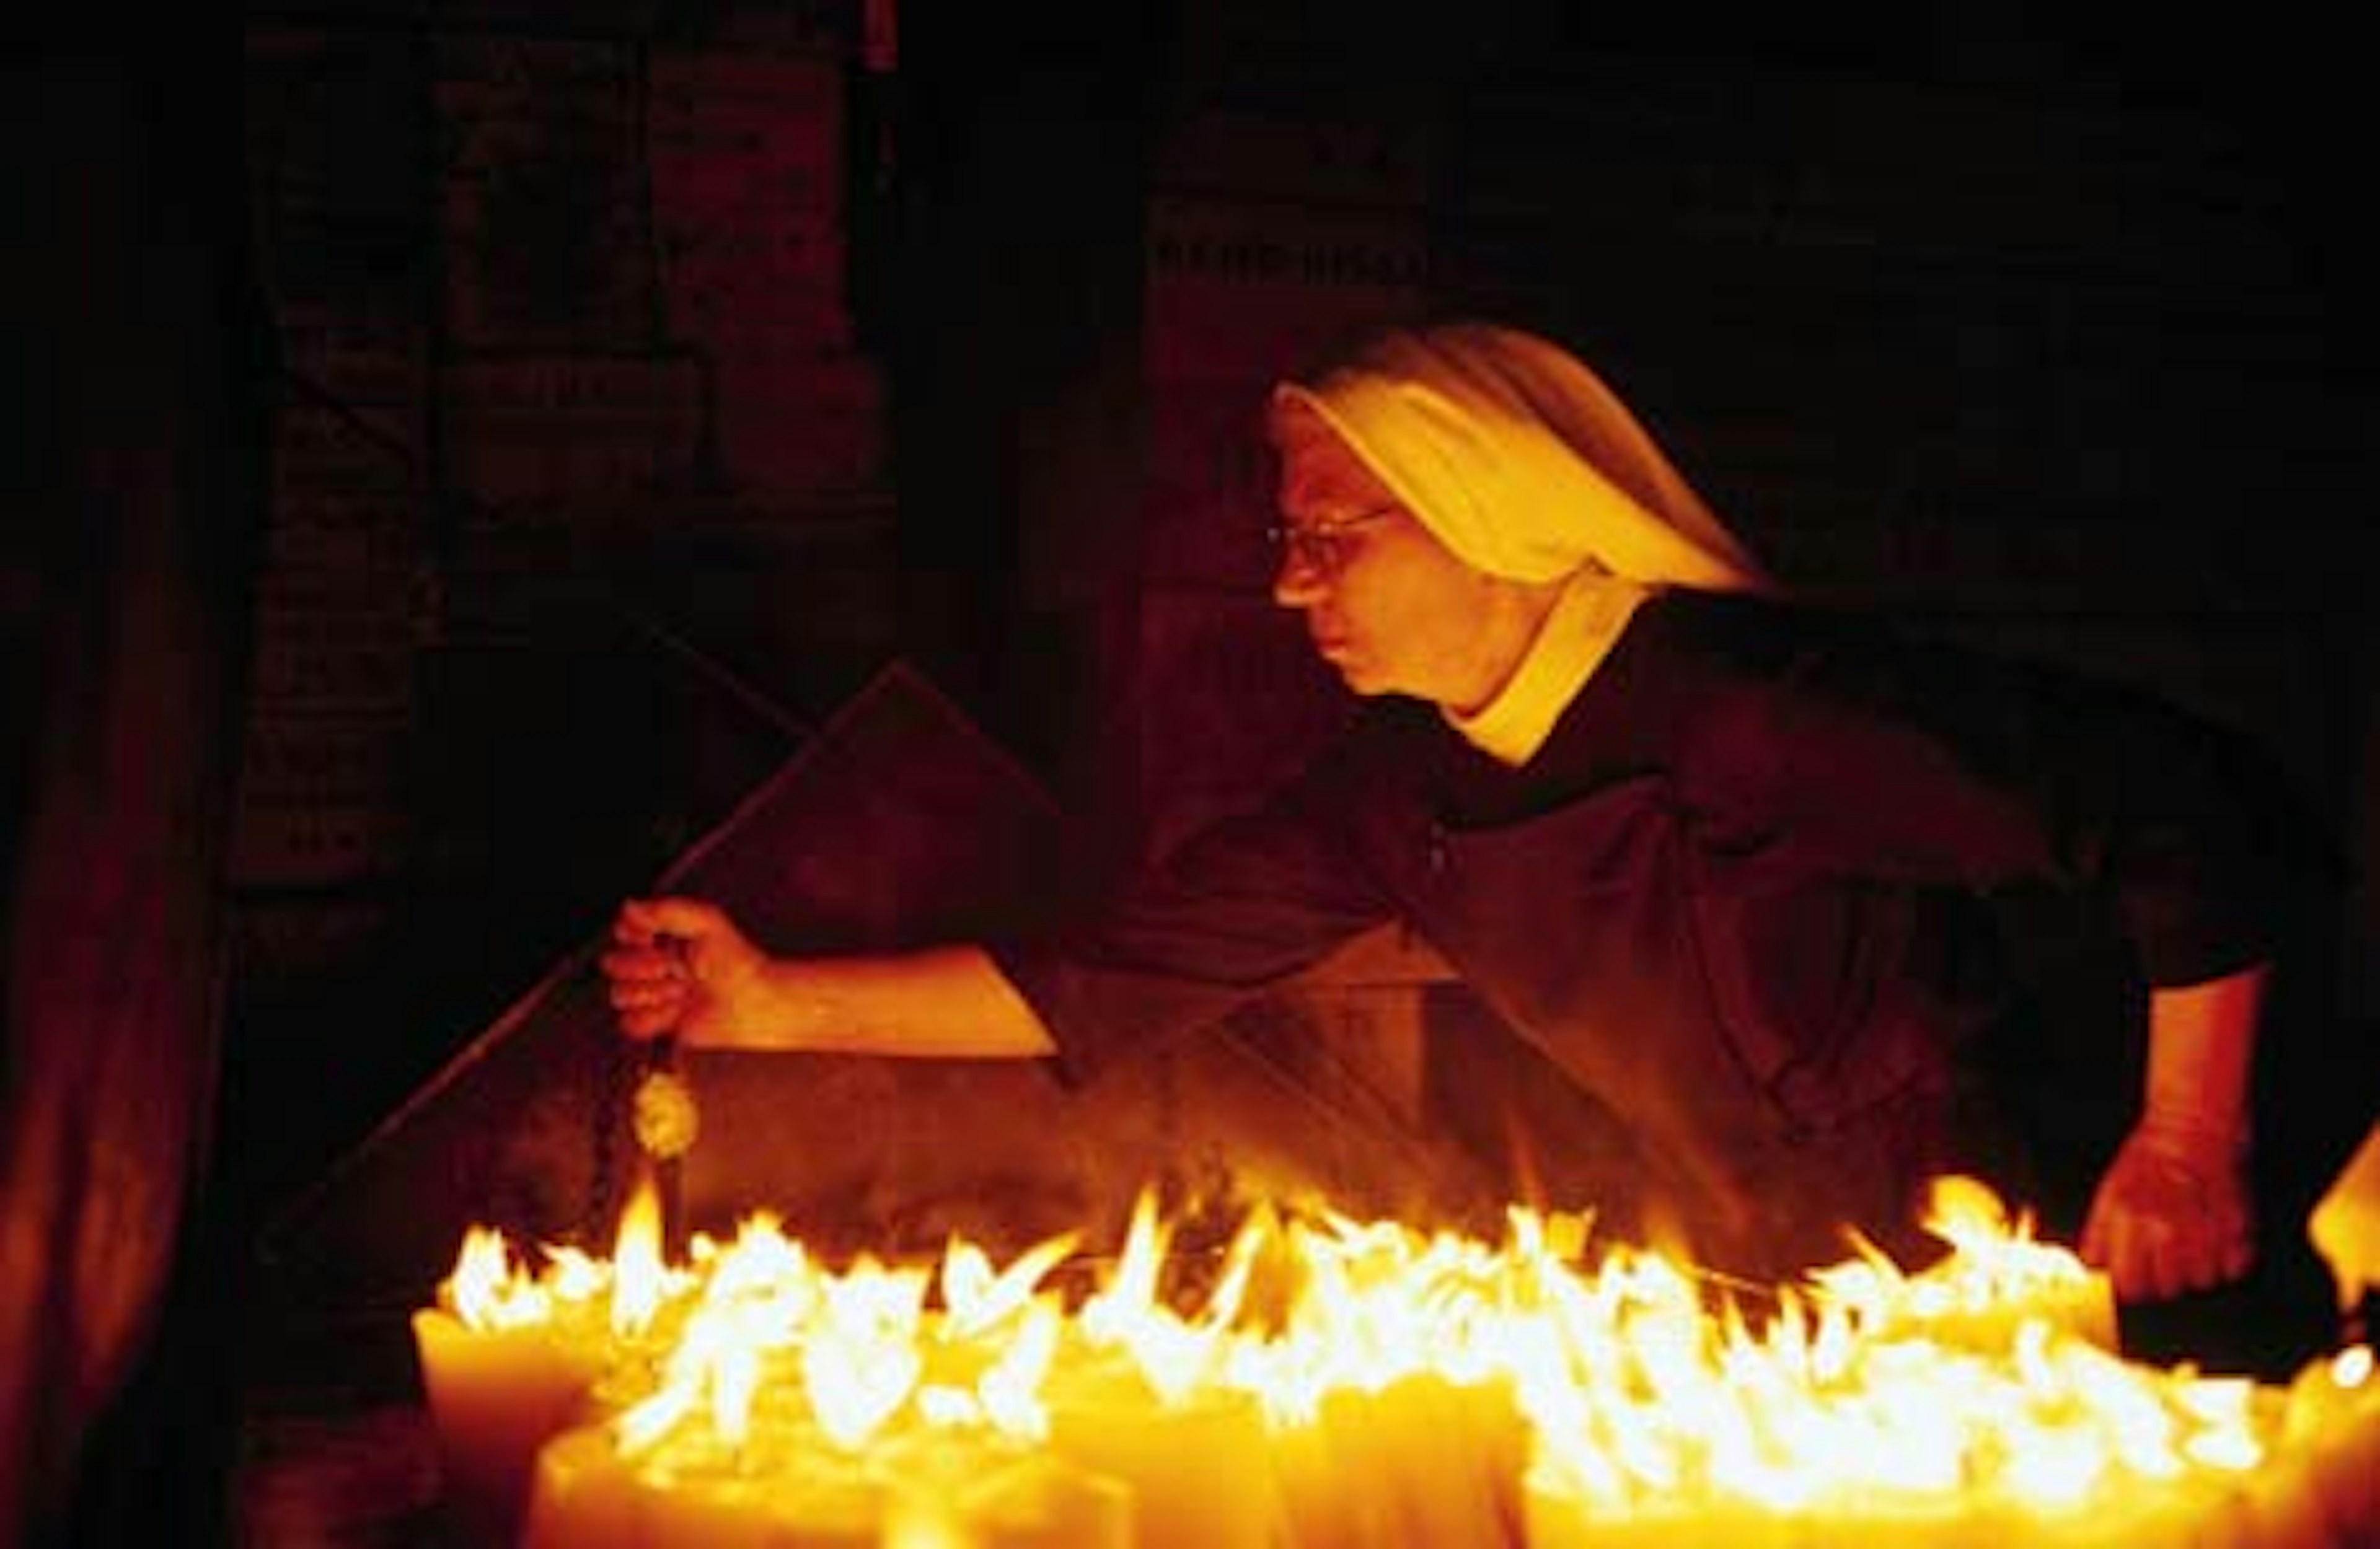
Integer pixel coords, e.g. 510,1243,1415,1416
1264,505,1397,579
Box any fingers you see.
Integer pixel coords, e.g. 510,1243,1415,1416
615,1001,682,1042
604,904,695,1047
2079,1193,2115,1275
2082,1195,2161,1302
606,958,684,1004
606,897,709,1040
2081,1165,2256,1302
2082,1201,2160,1302
604,895,758,1046
614,895,725,946
2109,1231,2251,1302
600,938,689,990
612,899,660,946
604,954,689,1040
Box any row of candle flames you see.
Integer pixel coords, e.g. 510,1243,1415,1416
412,1174,2380,1547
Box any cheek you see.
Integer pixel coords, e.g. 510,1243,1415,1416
1345,559,1467,643
1329,573,1448,687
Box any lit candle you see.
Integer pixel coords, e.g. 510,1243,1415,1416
1821,1174,2119,1356
519,1424,654,1549
2274,1343,2380,1547
2240,1382,2332,1549
522,1420,881,1548
522,1418,1130,1549
1274,1373,1520,1549
2006,1480,2236,1549
1794,1492,2006,1549
412,1305,608,1546
1043,1354,1281,1549
883,1431,1131,1549
1518,1463,1795,1549
413,1179,684,1543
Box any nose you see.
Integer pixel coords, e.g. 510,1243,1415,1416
1272,544,1326,608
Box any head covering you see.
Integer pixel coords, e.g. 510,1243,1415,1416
1272,322,1770,591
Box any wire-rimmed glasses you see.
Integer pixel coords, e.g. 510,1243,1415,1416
1264,504,1397,579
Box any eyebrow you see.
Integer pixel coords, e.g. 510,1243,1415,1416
1304,511,1390,535
1289,503,1397,531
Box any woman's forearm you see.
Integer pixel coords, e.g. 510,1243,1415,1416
742,944,1059,1059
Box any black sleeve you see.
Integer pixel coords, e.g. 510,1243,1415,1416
987,738,1399,1086
1675,607,2346,988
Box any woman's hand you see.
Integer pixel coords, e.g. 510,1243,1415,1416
601,895,773,1048
601,901,1056,1060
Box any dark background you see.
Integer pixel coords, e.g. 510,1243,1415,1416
6,3,2375,1542
224,0,2379,1192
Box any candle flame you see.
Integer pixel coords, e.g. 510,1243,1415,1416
609,1174,668,1338
432,1172,2380,1538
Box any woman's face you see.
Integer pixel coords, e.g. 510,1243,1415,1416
1268,407,1536,712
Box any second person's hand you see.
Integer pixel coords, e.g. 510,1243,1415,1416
2079,1118,2255,1303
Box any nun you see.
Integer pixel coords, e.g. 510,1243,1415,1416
604,321,2347,1372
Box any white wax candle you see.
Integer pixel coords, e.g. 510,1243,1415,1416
520,1425,651,1549
1517,1470,1794,1549
2007,1478,2231,1549
1277,1373,1520,1549
1044,1359,1280,1549
2242,1451,2335,1549
524,1422,881,1548
527,1415,1129,1549
412,1305,607,1546
1799,1493,2022,1549
881,1434,1131,1549
1996,1269,2117,1354
2278,1345,2380,1547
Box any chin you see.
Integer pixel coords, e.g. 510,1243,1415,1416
1324,656,1377,693
1320,645,1401,698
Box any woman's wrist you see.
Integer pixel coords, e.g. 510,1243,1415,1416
745,957,828,1051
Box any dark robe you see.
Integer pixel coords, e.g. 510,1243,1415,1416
996,591,2355,1366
